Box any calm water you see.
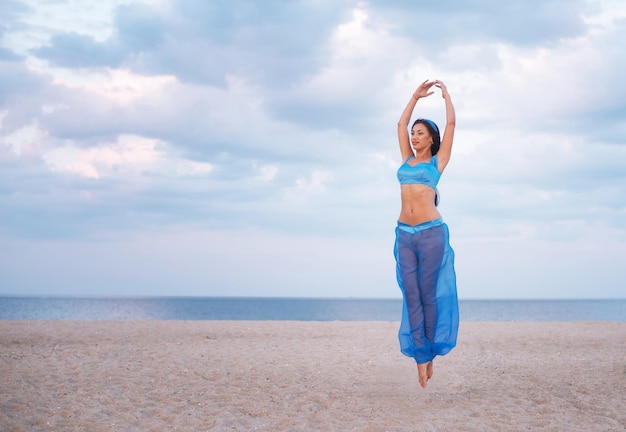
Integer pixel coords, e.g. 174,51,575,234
0,297,624,321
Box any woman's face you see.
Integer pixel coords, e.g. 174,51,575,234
411,123,432,152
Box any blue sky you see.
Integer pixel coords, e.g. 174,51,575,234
1,0,625,299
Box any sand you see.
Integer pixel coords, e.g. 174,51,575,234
1,321,625,432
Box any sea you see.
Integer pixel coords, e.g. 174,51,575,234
0,297,625,321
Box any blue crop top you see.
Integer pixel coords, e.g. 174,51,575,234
397,155,440,189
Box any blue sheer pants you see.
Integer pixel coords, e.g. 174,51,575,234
394,218,459,364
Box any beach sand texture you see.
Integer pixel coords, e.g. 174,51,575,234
1,321,625,431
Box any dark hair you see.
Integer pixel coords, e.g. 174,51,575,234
412,118,441,156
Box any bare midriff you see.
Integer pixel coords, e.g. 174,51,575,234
398,184,441,226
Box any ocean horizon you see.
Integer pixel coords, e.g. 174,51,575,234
1,296,625,322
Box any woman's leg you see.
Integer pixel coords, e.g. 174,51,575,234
395,232,428,355
395,224,450,388
414,226,444,387
415,226,445,345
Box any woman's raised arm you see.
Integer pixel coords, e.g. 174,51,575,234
433,80,456,172
398,80,436,161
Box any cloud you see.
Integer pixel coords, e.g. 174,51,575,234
373,0,590,48
33,32,126,68
29,0,346,89
31,2,164,68
0,60,48,111
1,0,625,298
0,47,23,61
42,134,213,179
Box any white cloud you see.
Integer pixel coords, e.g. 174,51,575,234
1,120,46,158
296,3,411,103
283,169,333,206
42,134,212,179
295,169,332,193
1,0,625,299
43,67,178,105
256,164,278,181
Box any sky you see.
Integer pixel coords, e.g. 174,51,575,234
1,0,625,299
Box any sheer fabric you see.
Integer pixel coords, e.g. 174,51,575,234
394,219,459,364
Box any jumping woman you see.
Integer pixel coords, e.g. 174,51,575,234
394,79,459,388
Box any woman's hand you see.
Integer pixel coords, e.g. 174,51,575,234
413,80,436,99
434,80,450,99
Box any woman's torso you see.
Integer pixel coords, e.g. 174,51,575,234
397,156,442,225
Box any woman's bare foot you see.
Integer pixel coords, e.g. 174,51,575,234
416,363,429,388
427,361,433,380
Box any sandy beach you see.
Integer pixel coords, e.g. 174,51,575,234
1,321,625,431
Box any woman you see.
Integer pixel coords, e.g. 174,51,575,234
394,79,459,388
